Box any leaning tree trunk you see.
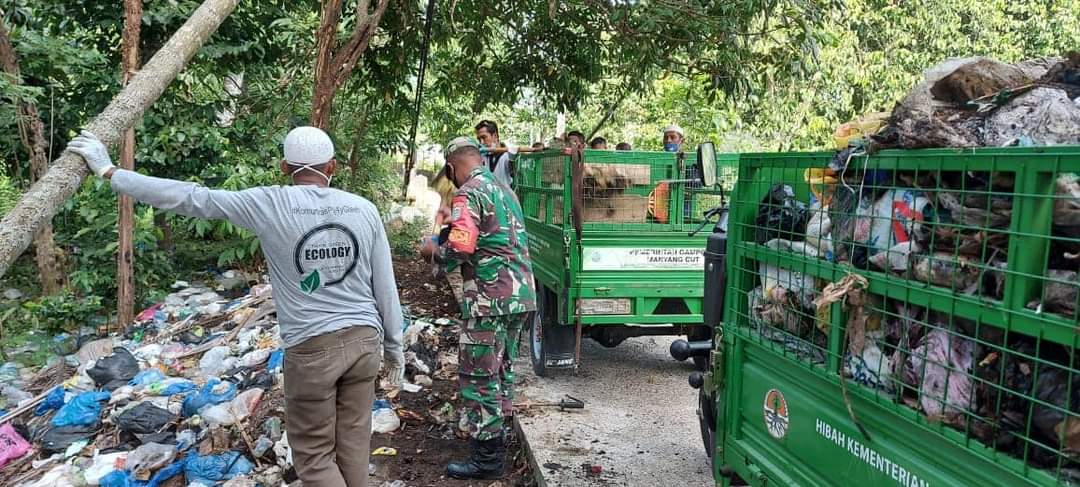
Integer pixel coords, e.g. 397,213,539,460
0,0,240,279
0,15,65,294
310,0,390,129
117,0,143,327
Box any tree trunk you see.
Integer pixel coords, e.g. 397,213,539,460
310,0,391,129
0,0,240,279
0,15,65,295
117,0,142,327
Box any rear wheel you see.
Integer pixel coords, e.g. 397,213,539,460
530,294,549,376
530,284,575,376
698,387,717,463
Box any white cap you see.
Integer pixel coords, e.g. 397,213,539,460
663,124,684,137
283,126,334,165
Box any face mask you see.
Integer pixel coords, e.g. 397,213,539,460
290,163,333,185
664,143,680,153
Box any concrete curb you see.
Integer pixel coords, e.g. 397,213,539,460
514,415,547,487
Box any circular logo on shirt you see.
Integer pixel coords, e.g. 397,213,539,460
763,388,789,440
293,223,360,292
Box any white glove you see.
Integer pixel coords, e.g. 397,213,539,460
67,130,115,177
383,349,405,387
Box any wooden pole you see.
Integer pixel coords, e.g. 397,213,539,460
0,0,241,279
117,0,143,328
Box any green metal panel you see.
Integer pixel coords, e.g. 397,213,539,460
716,145,1080,486
515,149,740,328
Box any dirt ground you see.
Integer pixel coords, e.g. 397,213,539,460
378,258,534,487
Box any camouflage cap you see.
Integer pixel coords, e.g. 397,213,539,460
444,136,482,157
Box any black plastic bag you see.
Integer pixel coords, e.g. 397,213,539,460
117,401,173,434
41,424,97,452
87,347,139,391
755,183,808,244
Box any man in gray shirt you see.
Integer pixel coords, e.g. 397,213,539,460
68,126,403,487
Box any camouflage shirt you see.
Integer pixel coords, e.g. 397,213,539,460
438,166,537,318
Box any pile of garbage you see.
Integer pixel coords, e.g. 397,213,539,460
871,54,1080,150
0,273,469,487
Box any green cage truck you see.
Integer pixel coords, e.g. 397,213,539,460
514,146,737,374
688,146,1080,486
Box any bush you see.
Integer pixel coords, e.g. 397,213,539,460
388,220,427,257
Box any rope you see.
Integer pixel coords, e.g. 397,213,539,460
402,0,437,196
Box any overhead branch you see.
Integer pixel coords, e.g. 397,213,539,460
0,0,241,278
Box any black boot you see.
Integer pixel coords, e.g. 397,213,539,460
446,437,506,479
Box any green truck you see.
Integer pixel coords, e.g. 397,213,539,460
514,146,736,374
689,146,1080,486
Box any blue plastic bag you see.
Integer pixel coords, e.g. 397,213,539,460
181,378,236,417
129,369,166,387
51,391,109,427
99,471,132,487
142,460,184,487
183,451,253,485
34,386,65,416
159,380,197,397
267,349,283,371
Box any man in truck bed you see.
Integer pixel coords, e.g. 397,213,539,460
421,136,537,479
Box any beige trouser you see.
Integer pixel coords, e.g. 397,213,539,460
285,326,381,487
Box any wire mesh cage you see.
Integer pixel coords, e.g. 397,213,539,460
515,149,738,231
727,147,1080,484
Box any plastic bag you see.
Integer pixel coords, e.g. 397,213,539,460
84,451,127,486
182,378,236,417
99,471,132,487
127,442,177,475
87,348,139,391
23,465,80,487
183,451,254,485
176,429,197,451
116,401,173,434
146,378,196,397
143,460,184,487
0,423,30,468
904,328,974,418
2,385,32,406
238,349,270,368
755,184,808,244
266,349,283,371
203,388,263,427
129,369,166,388
52,391,110,427
372,400,400,434
41,424,97,452
199,346,234,377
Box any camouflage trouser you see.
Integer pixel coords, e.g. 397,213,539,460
446,268,464,307
459,312,529,441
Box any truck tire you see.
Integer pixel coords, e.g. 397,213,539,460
530,285,575,377
698,387,717,463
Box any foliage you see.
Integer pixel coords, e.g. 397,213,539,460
0,170,18,216
388,220,427,258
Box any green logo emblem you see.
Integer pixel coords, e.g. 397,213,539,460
300,269,321,294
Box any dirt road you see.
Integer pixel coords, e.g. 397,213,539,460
515,335,714,487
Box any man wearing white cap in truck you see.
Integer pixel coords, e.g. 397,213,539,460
67,126,404,487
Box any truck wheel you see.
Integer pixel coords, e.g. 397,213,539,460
698,387,717,463
531,285,575,377
530,298,549,377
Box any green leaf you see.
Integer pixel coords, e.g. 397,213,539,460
300,269,321,295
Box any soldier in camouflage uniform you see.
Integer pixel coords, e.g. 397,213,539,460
421,136,536,480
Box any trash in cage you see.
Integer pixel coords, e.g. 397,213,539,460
903,328,975,421
755,184,808,244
